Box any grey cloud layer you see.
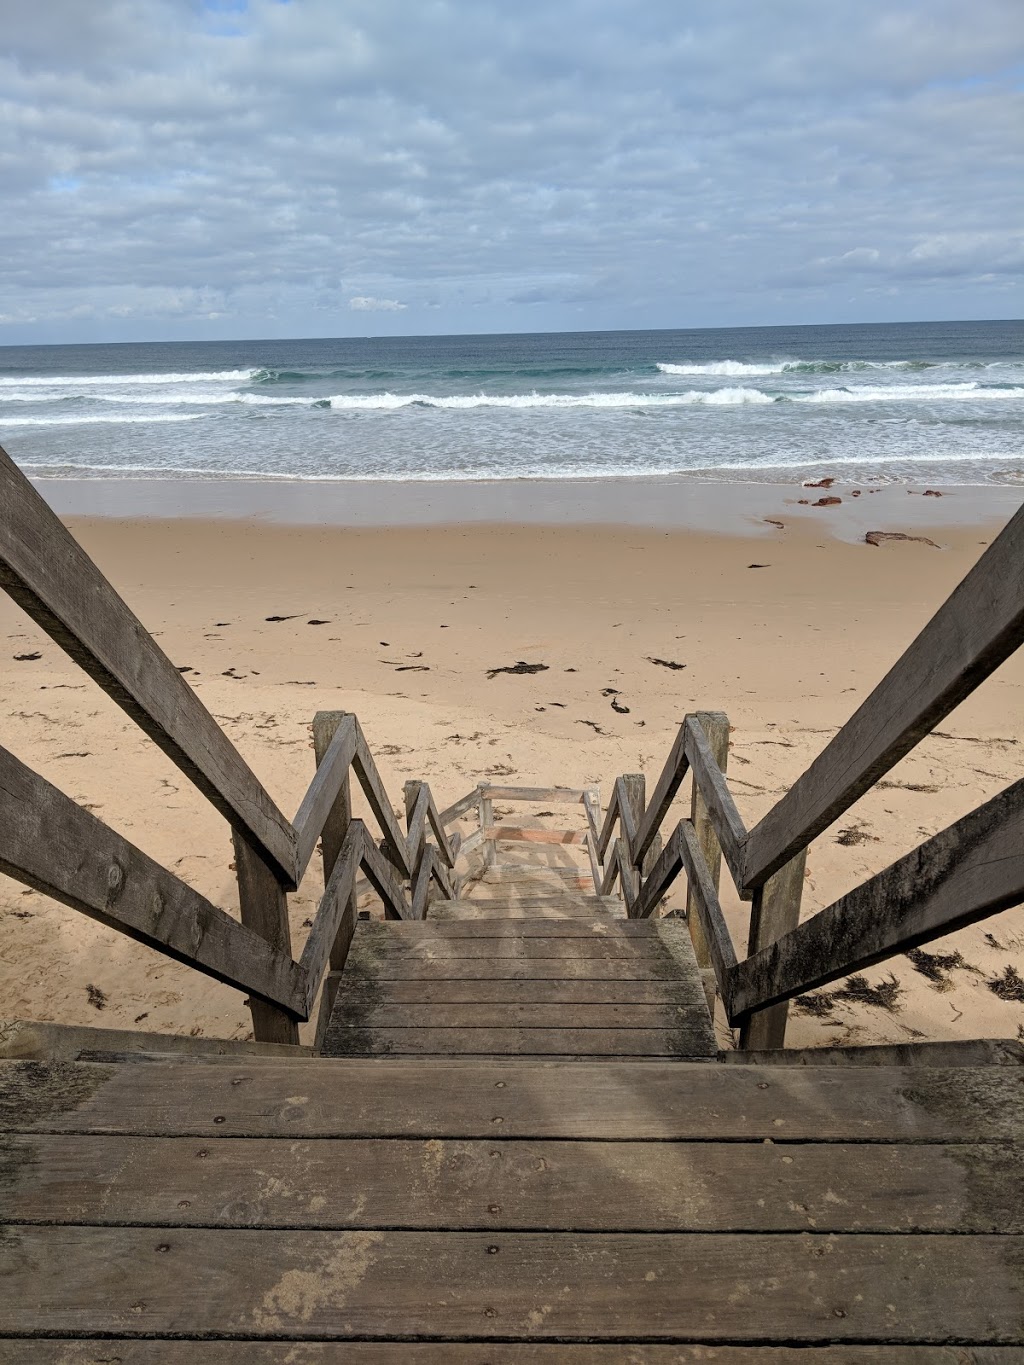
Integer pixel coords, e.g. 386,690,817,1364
2,0,1022,340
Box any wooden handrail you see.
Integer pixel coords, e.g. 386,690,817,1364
0,742,306,1016
297,822,363,1014
633,722,688,864
360,835,414,919
0,445,299,888
633,819,738,989
292,715,357,879
350,720,414,878
728,777,1024,1022
682,717,748,895
742,501,1024,890
437,789,480,825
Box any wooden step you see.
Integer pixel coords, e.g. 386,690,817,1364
323,919,715,1060
430,895,625,920
481,864,594,890
484,826,587,844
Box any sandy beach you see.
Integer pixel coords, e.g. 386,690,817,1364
2,478,1023,1050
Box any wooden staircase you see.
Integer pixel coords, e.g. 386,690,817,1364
3,449,1024,1352
321,879,718,1060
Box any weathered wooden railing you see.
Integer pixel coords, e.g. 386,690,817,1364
593,499,1024,1048
0,446,460,1045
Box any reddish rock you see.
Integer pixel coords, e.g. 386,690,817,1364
923,489,943,497
812,496,842,507
803,476,835,488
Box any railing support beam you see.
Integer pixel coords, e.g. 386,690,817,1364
233,832,300,1045
737,849,806,1050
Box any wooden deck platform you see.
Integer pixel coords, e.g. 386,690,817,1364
2,1053,1024,1354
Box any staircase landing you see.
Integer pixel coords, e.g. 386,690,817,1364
2,1052,1024,1353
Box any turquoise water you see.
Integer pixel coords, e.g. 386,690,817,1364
1,320,1022,485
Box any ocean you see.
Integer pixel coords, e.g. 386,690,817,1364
1,320,1022,487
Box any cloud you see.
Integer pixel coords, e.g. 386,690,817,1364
0,0,1021,341
348,296,407,312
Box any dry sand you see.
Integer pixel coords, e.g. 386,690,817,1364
2,483,1023,1050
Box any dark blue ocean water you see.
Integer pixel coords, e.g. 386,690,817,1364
1,320,1022,485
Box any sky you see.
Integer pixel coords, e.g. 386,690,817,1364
1,0,1023,344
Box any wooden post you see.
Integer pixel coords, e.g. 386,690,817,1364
478,788,495,870
738,848,807,1050
622,773,645,916
686,712,730,959
311,712,358,1038
233,831,300,1045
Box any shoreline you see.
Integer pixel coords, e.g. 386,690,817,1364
30,474,1024,540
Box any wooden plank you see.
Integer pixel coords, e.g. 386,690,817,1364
410,845,434,921
359,835,413,921
6,1058,1024,1140
233,832,300,1044
0,1019,310,1062
482,869,593,891
686,712,729,968
683,716,748,894
0,1227,1020,1340
6,1345,1020,1364
436,788,480,825
0,744,305,1017
339,955,712,981
328,1002,709,1030
323,1025,716,1057
678,821,738,993
722,1039,1024,1068
310,712,359,1041
738,848,807,1051
634,720,689,863
634,826,684,920
330,978,706,1004
596,781,621,861
478,789,495,870
424,788,457,867
729,778,1024,1022
0,445,298,886
432,895,623,911
403,780,431,871
617,774,642,853
744,502,1024,888
582,788,602,843
584,831,604,893
478,785,586,803
485,827,587,844
293,714,356,880
6,1136,1021,1233
458,827,484,856
357,919,668,938
297,822,363,1014
346,935,674,960
351,724,412,877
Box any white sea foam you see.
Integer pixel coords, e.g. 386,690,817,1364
0,414,205,427
317,387,779,410
657,360,795,376
0,369,255,388
790,382,1024,403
